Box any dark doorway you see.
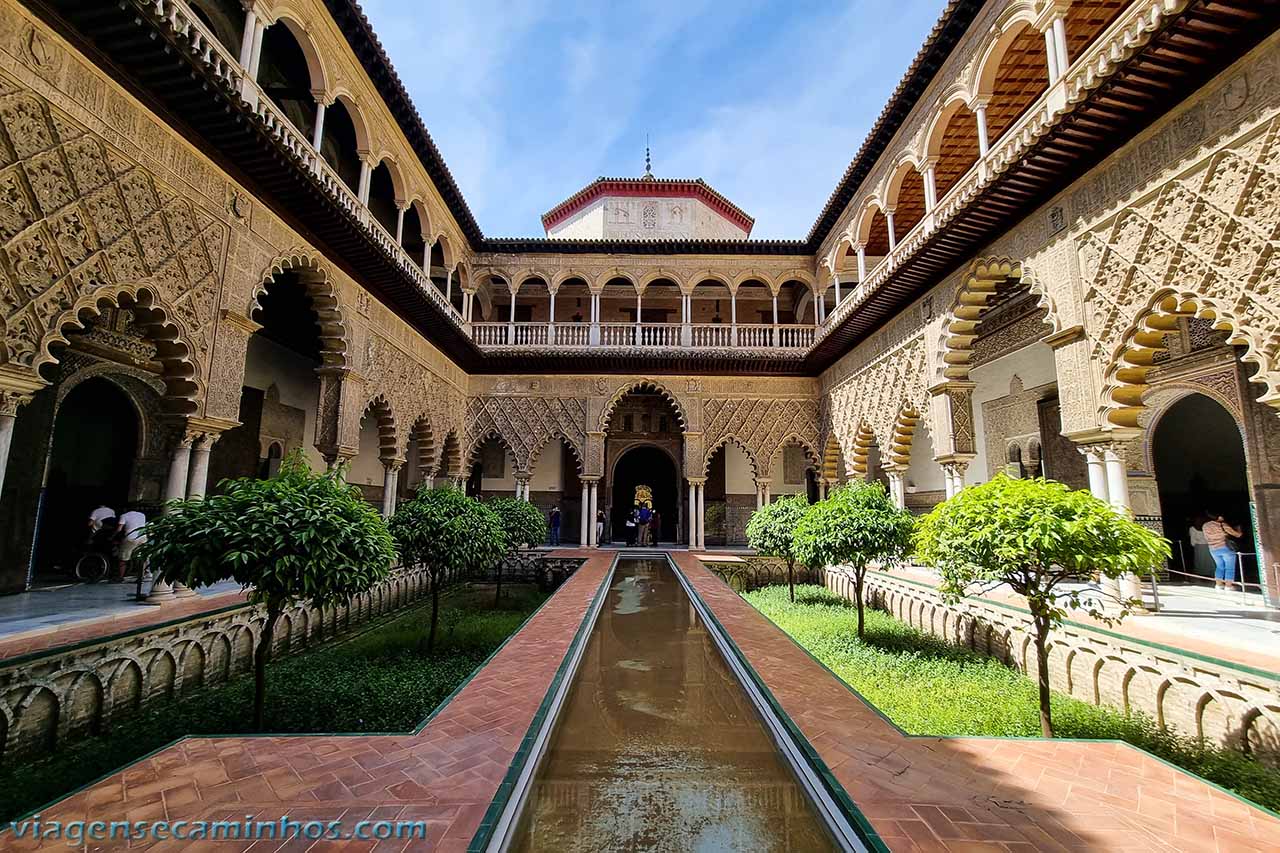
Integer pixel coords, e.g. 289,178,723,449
611,446,679,544
34,378,139,578
1153,393,1254,586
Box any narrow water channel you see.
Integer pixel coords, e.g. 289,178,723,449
509,557,836,852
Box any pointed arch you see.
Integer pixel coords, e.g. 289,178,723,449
529,430,585,476
465,429,521,474
32,283,204,415
935,256,1060,384
599,380,689,432
764,433,822,480
1101,289,1280,428
702,435,759,479
251,251,350,368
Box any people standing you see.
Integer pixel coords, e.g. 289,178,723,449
1188,514,1213,578
637,503,652,546
1202,512,1243,591
595,509,606,547
549,506,561,547
650,509,662,546
114,505,148,583
88,502,116,533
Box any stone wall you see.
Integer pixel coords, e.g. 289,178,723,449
825,569,1280,764
0,565,430,763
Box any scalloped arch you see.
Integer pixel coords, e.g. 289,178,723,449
598,380,689,432
251,251,350,369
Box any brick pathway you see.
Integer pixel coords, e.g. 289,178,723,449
7,552,613,852
671,552,1280,852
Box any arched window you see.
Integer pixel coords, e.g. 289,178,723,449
367,161,399,235
983,23,1049,145
930,103,980,199
402,203,427,265
257,23,317,139
320,99,362,192
187,0,245,55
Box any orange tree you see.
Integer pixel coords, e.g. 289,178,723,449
137,452,395,729
915,475,1168,737
745,495,808,602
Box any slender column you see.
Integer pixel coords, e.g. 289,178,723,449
635,290,643,326
381,460,402,517
762,482,771,504
164,433,194,507
696,483,706,550
886,211,897,251
590,293,601,345
1053,16,1069,76
688,482,697,548
580,482,590,545
186,433,217,499
755,483,763,511
508,284,517,336
820,479,829,501
0,413,14,498
357,158,372,205
1044,26,1060,83
923,165,937,211
730,291,738,346
246,17,266,80
311,100,327,151
394,206,405,245
975,104,990,158
1102,446,1131,514
446,269,454,305
1080,448,1109,505
238,7,259,68
834,277,841,306
464,291,473,323
886,470,905,509
588,481,599,547
856,246,867,281
548,289,557,343
0,386,35,497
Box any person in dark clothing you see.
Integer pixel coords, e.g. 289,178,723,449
549,506,561,547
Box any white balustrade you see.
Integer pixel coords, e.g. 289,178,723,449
598,323,637,346
510,323,548,346
555,324,590,346
471,323,509,346
690,324,733,348
637,323,682,347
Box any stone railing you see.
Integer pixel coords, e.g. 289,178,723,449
133,0,463,328
825,568,1280,764
0,565,431,762
817,0,1191,339
471,321,815,352
476,553,585,590
702,556,821,593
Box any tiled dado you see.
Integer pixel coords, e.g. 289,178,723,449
4,553,614,852
672,552,1280,853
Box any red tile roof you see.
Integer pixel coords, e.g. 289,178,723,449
541,176,755,236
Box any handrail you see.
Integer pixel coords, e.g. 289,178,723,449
471,321,813,351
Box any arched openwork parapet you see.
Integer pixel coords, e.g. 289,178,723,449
702,435,759,480
1099,289,1280,428
252,251,351,369
32,283,204,415
598,379,689,433
935,256,1060,384
361,394,399,462
886,405,922,469
762,433,822,481
528,431,586,477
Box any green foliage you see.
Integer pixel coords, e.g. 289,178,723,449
745,584,1280,812
138,451,396,610
488,497,549,551
793,482,914,573
389,486,508,581
0,587,547,824
746,495,808,567
915,475,1170,620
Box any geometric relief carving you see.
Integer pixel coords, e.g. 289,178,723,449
0,76,227,388
701,397,821,478
465,395,588,473
827,335,928,465
1082,116,1280,419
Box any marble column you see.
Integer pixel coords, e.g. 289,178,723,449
185,433,216,499
381,459,402,517
696,483,706,550
688,482,697,549
755,483,763,511
588,480,599,547
1102,443,1144,604
0,382,37,498
580,482,590,545
887,470,905,509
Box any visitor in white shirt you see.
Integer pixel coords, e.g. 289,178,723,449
88,504,116,532
114,507,147,583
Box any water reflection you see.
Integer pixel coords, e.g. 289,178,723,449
510,558,835,852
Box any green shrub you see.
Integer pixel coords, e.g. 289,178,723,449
745,494,808,602
745,584,1280,812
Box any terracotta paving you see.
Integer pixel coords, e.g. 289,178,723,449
0,589,249,661
671,552,1280,852
7,552,613,851
886,565,1280,674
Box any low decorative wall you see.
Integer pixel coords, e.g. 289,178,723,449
703,556,821,593
0,566,432,763
824,569,1280,764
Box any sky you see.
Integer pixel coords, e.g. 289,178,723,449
359,0,945,239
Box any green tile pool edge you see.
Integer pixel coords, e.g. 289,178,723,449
466,554,618,853
723,563,1280,823
2,571,583,830
668,556,892,853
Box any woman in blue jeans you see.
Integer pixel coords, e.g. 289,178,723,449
1202,514,1243,590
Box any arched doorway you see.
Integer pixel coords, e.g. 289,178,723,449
610,445,679,545
1153,393,1254,587
34,378,140,578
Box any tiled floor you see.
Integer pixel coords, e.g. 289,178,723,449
671,552,1280,852
6,551,613,852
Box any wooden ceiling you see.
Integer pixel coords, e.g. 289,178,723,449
934,108,981,198
986,25,1050,142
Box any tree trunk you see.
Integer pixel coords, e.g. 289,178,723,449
494,555,504,608
1032,611,1054,737
427,571,440,653
253,602,282,731
787,558,795,603
854,570,865,639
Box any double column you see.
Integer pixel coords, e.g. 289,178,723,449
885,468,906,509
149,421,229,603
514,476,533,502
940,459,970,499
381,458,404,517
582,478,600,546
688,477,706,551
1077,434,1142,604
754,478,772,510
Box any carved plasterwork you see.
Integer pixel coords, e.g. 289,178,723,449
828,334,929,468
464,395,588,474
701,398,822,479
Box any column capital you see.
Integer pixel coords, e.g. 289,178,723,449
0,365,46,415
754,477,772,487
1034,1,1071,31
1064,427,1142,448
686,476,707,486
381,457,406,472
927,379,977,397
579,475,601,484
219,308,263,336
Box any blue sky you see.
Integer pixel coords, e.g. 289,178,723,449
359,0,944,238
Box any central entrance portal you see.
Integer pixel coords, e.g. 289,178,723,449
610,445,679,544
603,387,685,545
